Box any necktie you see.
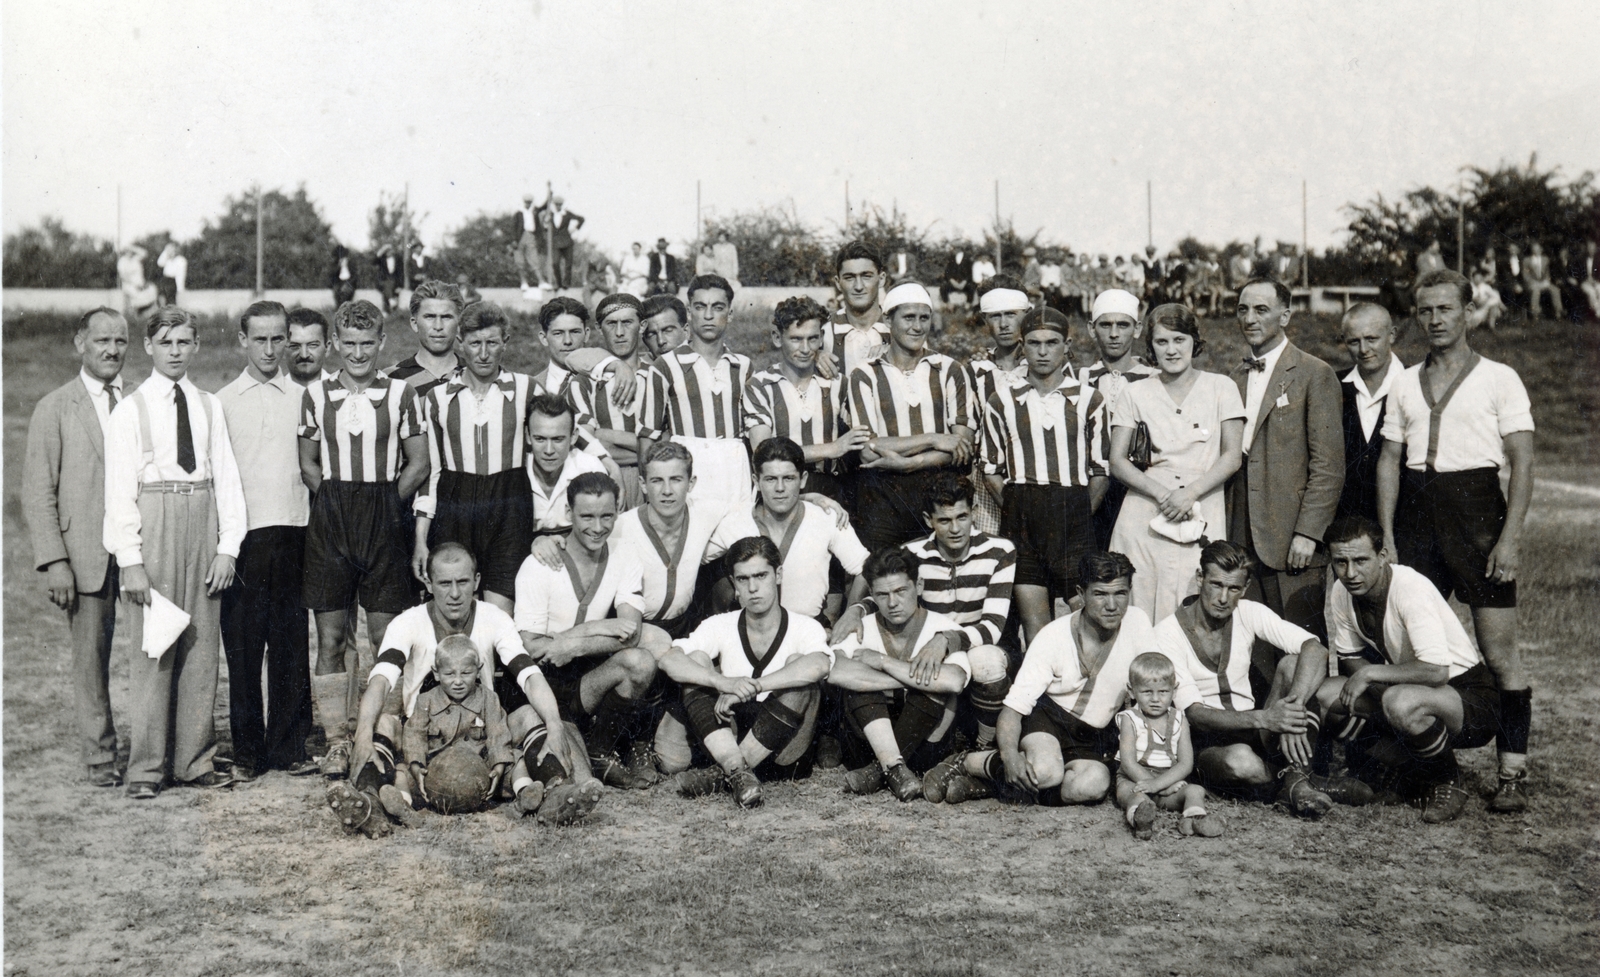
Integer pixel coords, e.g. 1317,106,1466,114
104,382,119,408
174,384,196,474
1243,356,1267,373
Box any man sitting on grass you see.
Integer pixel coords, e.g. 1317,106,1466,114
656,536,833,808
827,547,973,801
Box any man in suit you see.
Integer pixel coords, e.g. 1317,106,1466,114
647,238,679,296
24,307,131,787
547,195,585,289
1227,278,1344,639
940,251,974,308
1334,303,1405,523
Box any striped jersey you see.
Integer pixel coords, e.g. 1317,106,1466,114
298,374,424,483
385,355,459,400
822,310,890,378
570,371,646,439
900,532,1016,651
1080,359,1158,428
969,350,1030,410
415,369,539,517
742,368,851,472
982,374,1107,487
848,350,974,439
1114,707,1186,770
641,343,753,440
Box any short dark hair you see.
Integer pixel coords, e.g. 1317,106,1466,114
726,535,782,574
459,301,510,338
834,240,884,275
333,299,385,335
286,307,329,339
1078,551,1135,588
923,472,975,512
427,541,476,577
642,438,694,477
538,296,589,331
1237,277,1292,310
239,300,288,334
1414,269,1473,306
979,273,1026,297
686,274,734,304
1144,302,1205,359
1325,515,1384,551
408,279,464,317
566,470,620,509
76,306,125,334
864,547,919,587
146,305,197,339
595,292,643,326
641,294,687,325
527,392,574,429
772,295,829,332
752,436,805,475
1198,539,1255,576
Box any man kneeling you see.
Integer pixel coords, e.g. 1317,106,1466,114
828,547,973,801
655,536,833,807
1313,516,1501,824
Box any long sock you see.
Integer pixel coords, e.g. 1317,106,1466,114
1403,718,1458,783
585,691,636,758
969,679,1008,749
681,686,725,744
750,699,805,753
1498,688,1531,775
980,751,1005,783
312,673,349,743
891,692,947,759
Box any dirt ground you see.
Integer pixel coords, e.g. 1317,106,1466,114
4,317,1598,976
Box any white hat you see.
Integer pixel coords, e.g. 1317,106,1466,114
1091,289,1141,321
882,282,934,313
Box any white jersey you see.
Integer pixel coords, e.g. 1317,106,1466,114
675,609,831,700
1153,599,1315,712
832,608,973,685
513,542,646,637
371,602,525,717
707,502,870,618
1326,564,1483,678
1003,607,1158,729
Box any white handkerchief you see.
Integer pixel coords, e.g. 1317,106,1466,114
1275,393,1290,408
1149,512,1207,544
143,587,192,658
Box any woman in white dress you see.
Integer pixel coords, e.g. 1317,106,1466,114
1107,304,1245,623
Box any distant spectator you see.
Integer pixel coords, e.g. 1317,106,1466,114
1120,252,1144,297
1478,245,1502,285
1469,268,1504,332
1021,246,1043,301
1582,240,1600,320
647,238,680,295
971,253,995,287
407,243,428,286
117,244,158,319
1523,241,1562,319
1227,246,1254,292
1416,239,1446,279
373,244,402,313
1273,243,1301,286
887,247,913,284
156,243,187,306
583,253,618,306
329,245,356,306
711,231,740,287
940,250,974,307
455,273,482,306
1140,246,1164,303
1504,243,1526,312
695,242,716,276
547,195,585,289
1090,254,1115,301
1557,244,1587,323
619,242,651,297
514,191,544,295
1038,251,1063,311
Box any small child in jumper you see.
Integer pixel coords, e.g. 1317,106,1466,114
1114,652,1222,839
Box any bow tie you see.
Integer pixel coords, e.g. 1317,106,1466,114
1243,356,1267,373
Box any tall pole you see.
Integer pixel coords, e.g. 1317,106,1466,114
254,183,264,297
116,184,123,249
696,179,702,245
994,180,1002,270
1147,180,1153,249
1457,193,1467,274
1301,179,1309,289
401,182,411,290
844,180,851,230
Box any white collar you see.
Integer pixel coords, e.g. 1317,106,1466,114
235,368,293,392
1342,353,1404,400
1251,338,1289,373
80,369,124,395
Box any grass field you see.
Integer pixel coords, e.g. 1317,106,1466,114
4,304,1598,976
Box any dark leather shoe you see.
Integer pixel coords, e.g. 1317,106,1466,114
229,765,258,783
284,759,322,777
179,771,235,790
87,762,122,788
886,762,922,802
126,782,160,800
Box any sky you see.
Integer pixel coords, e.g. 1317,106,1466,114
5,0,1597,259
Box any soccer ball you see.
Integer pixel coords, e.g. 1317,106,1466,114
426,744,493,815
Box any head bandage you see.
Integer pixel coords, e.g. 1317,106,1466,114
882,282,934,314
1091,289,1141,322
979,288,1031,314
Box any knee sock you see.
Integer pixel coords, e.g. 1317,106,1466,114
750,699,805,753
312,673,349,742
969,679,1009,749
1403,718,1459,784
1330,710,1367,745
585,691,638,758
532,751,570,787
979,750,1006,784
845,691,892,732
891,692,947,760
681,687,725,745
1498,688,1532,774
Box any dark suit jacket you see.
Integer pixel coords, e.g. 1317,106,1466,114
943,256,972,285
1335,376,1406,524
550,212,584,248
649,251,679,285
1226,342,1345,571
23,377,113,586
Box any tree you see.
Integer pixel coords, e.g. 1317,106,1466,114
433,211,521,289
368,190,424,283
2,217,116,287
703,205,831,287
186,185,337,289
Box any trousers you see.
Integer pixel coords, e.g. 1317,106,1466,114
221,525,312,770
69,561,120,767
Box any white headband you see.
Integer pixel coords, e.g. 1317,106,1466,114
979,288,1031,314
881,282,934,313
1091,289,1141,321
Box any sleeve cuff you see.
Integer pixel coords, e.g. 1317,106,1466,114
370,661,402,690
116,548,143,567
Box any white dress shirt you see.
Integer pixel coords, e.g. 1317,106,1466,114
104,373,248,567
218,368,311,530
528,450,609,531
1342,354,1404,442
79,369,125,435
1241,336,1289,447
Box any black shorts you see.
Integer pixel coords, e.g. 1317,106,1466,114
1001,483,1096,595
1396,468,1516,608
1092,479,1130,553
1018,696,1116,766
496,657,600,721
428,468,535,599
303,481,414,614
1446,663,1500,750
1190,725,1265,755
855,467,956,554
